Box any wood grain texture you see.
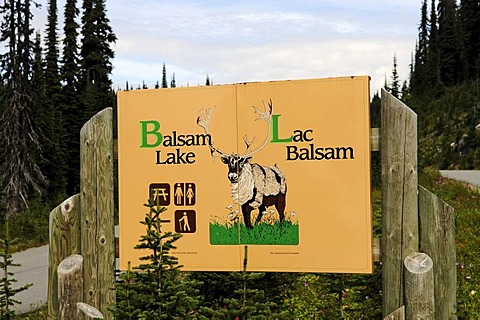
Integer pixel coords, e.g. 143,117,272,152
80,108,115,320
419,186,457,319
58,255,84,320
381,89,419,317
48,194,81,319
404,252,434,320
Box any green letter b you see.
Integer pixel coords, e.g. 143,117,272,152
140,120,162,148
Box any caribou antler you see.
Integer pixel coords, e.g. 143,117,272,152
243,99,273,157
197,107,225,159
242,135,256,154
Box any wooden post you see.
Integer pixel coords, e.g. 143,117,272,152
419,186,457,319
383,306,405,320
48,194,81,319
80,108,115,319
404,252,434,319
381,89,419,316
58,255,84,320
77,303,104,320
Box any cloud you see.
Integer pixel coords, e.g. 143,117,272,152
31,0,420,95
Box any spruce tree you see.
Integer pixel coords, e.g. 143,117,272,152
32,33,45,95
411,0,429,95
113,200,201,319
43,0,67,202
61,0,82,194
192,250,293,319
45,0,61,104
171,73,176,88
196,271,290,319
162,63,168,88
390,54,400,98
0,221,32,319
79,0,116,123
426,0,441,90
459,0,480,80
0,0,46,217
438,0,462,86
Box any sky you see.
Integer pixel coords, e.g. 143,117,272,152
32,0,420,95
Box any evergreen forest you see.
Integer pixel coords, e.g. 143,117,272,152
382,0,480,170
1,0,480,318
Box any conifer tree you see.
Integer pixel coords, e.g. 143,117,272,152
32,33,45,94
0,0,46,217
196,267,290,319
459,0,480,80
171,73,176,88
0,221,32,319
45,0,61,104
383,73,390,93
80,0,116,123
162,63,168,88
411,0,429,94
43,0,67,201
426,0,440,89
62,0,82,194
113,201,201,319
390,54,400,98
438,0,462,86
200,272,278,320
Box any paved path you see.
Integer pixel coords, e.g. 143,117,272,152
439,170,480,188
12,245,48,314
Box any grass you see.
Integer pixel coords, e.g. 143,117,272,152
209,212,299,245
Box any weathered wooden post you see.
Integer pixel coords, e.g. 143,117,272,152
80,108,115,319
381,89,419,316
48,194,81,319
404,252,434,319
58,255,84,320
48,108,115,319
419,186,457,319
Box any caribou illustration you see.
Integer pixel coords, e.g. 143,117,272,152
197,100,287,228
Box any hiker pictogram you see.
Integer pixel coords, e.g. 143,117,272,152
175,210,196,233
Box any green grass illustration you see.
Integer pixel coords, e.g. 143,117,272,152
209,219,299,245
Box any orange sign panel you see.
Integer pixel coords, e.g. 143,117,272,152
118,76,372,273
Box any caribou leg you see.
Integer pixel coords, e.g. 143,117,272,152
241,203,254,228
254,204,267,225
275,193,286,222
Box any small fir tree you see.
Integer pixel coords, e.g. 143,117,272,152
113,200,201,319
0,221,32,319
390,53,400,98
197,247,289,319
